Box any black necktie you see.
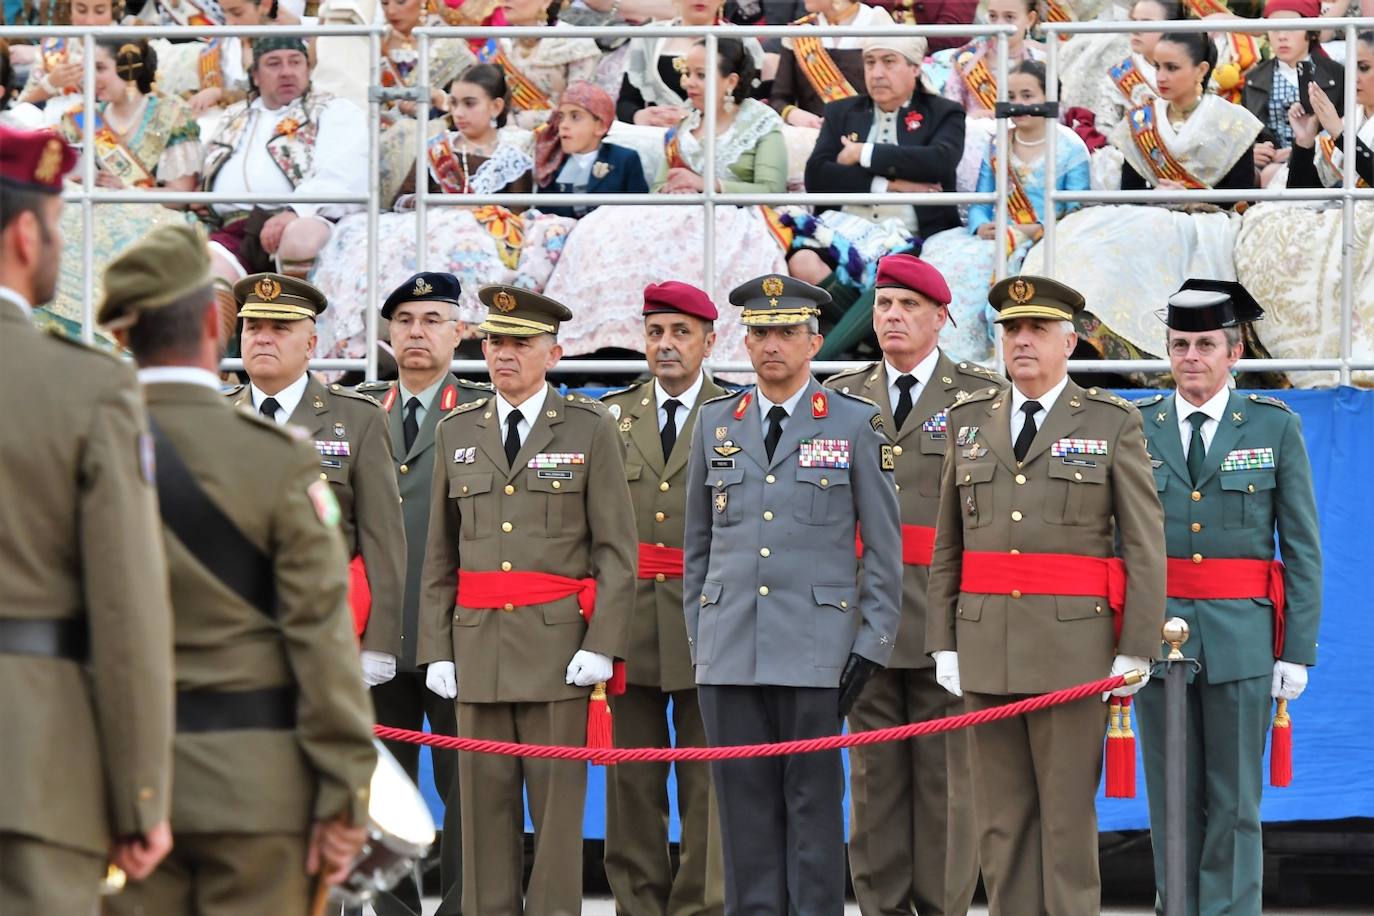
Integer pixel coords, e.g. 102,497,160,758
764,405,787,461
1187,412,1208,484
1013,400,1042,463
259,396,281,422
661,398,681,460
403,397,421,454
504,408,523,467
893,375,917,430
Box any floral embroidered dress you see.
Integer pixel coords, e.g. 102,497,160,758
540,98,789,363
940,38,1047,197
477,32,602,130
58,91,203,187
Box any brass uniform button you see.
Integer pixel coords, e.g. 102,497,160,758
1011,510,1023,522
964,474,972,483
892,445,903,457
760,547,770,558
1009,548,1020,555
1192,553,1203,564
460,485,469,494
766,474,776,484
1015,474,1026,485
501,521,513,532
655,573,666,583
819,478,829,487
1191,490,1202,501
655,541,665,547
659,481,670,492
840,600,848,609
320,473,328,481
759,586,769,596
1011,589,1022,599
399,464,409,475
1073,472,1083,481
655,511,666,522
1247,483,1255,493
504,484,515,495
552,481,561,490
1191,522,1202,532
503,603,515,612
138,787,155,801
763,511,774,521
501,561,512,572
1095,605,1103,614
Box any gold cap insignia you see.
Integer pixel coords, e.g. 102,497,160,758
254,277,282,302
34,138,64,184
413,277,433,297
762,277,785,298
1010,279,1034,304
493,290,516,312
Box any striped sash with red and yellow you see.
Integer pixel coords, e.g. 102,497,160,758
1044,0,1073,41
1109,56,1151,105
480,45,552,112
199,38,224,90
957,49,999,111
1318,134,1371,188
1126,104,1206,189
791,17,858,105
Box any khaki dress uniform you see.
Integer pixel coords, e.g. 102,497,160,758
417,287,637,916
356,370,489,916
91,228,377,916
601,375,727,916
926,278,1166,916
0,294,175,916
825,353,1002,916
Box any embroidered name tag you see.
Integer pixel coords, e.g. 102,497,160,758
709,458,737,469
528,452,585,469
1221,447,1275,471
799,438,851,468
1051,438,1108,457
320,457,342,469
923,410,949,438
315,440,350,457
537,469,574,479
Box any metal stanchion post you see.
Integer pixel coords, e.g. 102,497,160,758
1162,616,1192,915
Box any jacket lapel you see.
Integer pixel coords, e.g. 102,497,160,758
384,383,407,461
855,363,896,441
976,387,1017,472
1145,395,1190,485
901,353,960,446
1194,391,1248,489
506,383,561,483
404,375,459,465
1020,380,1087,467
728,389,768,473
664,375,724,481
474,400,508,472
585,145,613,193
768,379,825,471
628,384,666,477
287,376,330,439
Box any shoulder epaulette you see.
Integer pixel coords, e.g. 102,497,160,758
701,389,740,406
43,328,122,361
824,361,879,389
234,408,296,440
833,388,879,409
355,380,393,393
564,392,608,413
1140,392,1166,406
449,397,487,415
955,360,1005,383
599,379,648,403
949,385,1001,409
1083,386,1133,411
222,382,246,397
1246,392,1294,412
327,382,382,408
456,378,493,391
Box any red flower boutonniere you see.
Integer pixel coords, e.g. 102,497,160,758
275,117,301,140
904,111,924,131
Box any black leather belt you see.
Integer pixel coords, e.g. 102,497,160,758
0,617,88,661
176,686,297,733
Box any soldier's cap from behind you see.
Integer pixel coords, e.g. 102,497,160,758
476,284,573,337
1161,279,1264,331
235,272,328,322
0,124,78,194
643,280,718,321
874,253,956,325
728,273,830,327
382,271,464,320
97,222,214,331
988,274,1085,324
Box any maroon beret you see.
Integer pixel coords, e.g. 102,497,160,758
0,125,78,193
1264,0,1319,16
643,281,719,321
874,254,952,305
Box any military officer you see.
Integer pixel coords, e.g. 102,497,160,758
601,281,727,916
354,272,488,916
0,125,174,914
925,275,1166,916
824,254,997,916
227,274,406,662
1136,280,1322,916
417,285,637,916
682,274,902,916
96,224,377,915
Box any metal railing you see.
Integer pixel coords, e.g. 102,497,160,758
4,18,1370,382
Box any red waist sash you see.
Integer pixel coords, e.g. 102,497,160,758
1165,557,1287,656
348,555,370,637
960,551,1127,639
637,543,685,579
856,524,937,567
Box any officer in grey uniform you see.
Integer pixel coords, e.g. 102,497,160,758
682,273,903,916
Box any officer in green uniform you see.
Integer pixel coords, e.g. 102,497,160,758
926,275,1166,916
226,274,407,659
355,272,489,916
1,125,175,915
601,281,726,916
417,285,637,916
97,224,378,915
824,254,996,916
1136,280,1322,916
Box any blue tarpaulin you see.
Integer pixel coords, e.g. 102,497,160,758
414,386,1374,837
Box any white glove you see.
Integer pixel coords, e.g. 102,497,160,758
933,650,962,698
565,650,614,688
360,650,397,687
425,661,457,699
1107,654,1152,699
1271,660,1308,700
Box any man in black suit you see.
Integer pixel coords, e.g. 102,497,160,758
798,31,966,357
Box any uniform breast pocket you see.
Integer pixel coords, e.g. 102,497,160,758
1220,470,1276,529
625,464,643,483
917,434,947,497
525,469,587,537
449,472,493,539
794,467,851,526
955,461,996,528
1045,460,1108,526
706,468,745,527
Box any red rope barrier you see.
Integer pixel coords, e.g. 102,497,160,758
374,674,1129,763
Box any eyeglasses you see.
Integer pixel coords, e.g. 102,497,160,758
392,315,458,332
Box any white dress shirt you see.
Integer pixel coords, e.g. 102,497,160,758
210,95,369,220
1175,386,1230,459
1010,374,1070,442
884,348,940,415
850,106,919,232
137,366,222,390
399,376,445,428
251,372,311,425
555,149,600,189
755,383,810,435
0,285,33,319
495,385,550,448
655,372,705,437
